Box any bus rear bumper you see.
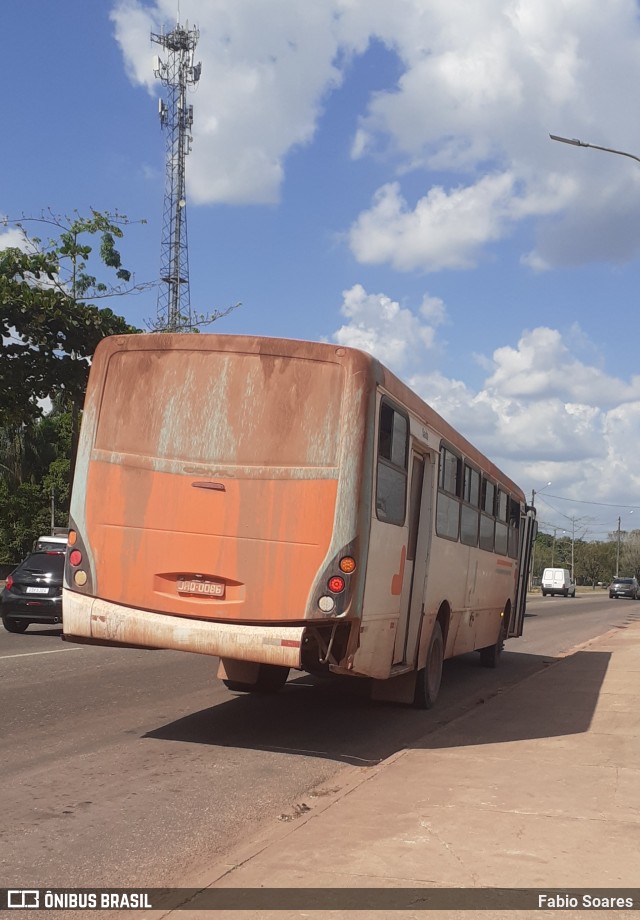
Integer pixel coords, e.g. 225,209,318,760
62,589,304,668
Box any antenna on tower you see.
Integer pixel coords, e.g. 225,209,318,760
151,18,201,332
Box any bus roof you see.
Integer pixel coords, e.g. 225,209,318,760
94,332,525,501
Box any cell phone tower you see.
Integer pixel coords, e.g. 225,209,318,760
151,18,201,331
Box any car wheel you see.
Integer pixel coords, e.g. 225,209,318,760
414,621,444,710
2,618,29,634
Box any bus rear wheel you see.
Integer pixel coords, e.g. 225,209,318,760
414,621,444,710
223,664,290,694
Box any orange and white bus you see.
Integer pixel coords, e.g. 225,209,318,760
63,333,536,708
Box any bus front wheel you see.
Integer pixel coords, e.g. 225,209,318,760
479,632,504,668
223,664,290,694
414,621,444,710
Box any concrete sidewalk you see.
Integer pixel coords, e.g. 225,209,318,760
151,621,640,918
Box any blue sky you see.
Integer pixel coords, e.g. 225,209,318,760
4,0,640,541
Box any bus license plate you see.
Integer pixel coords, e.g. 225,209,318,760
177,579,225,597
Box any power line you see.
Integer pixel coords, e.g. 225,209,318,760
541,492,640,510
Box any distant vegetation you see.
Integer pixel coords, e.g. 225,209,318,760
532,529,640,587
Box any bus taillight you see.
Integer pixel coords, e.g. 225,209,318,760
327,576,345,593
339,556,356,574
69,550,82,567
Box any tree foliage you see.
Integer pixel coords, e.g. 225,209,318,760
532,528,635,587
0,209,146,562
0,210,143,428
0,407,72,563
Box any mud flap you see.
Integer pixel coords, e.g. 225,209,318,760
370,670,417,704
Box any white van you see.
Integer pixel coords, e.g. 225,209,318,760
541,567,576,598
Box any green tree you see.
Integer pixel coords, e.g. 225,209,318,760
0,210,145,561
620,530,640,579
0,209,143,430
577,541,609,588
0,408,72,563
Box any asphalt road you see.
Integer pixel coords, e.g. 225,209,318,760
1,591,639,889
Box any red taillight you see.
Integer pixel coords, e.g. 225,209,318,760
327,575,345,593
69,549,83,567
6,575,13,590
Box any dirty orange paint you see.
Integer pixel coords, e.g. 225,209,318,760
391,545,406,596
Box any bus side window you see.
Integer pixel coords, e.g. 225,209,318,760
508,497,520,558
436,446,461,541
376,401,408,525
479,477,495,551
494,489,509,555
460,463,480,547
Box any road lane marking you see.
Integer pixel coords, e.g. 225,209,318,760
0,647,82,660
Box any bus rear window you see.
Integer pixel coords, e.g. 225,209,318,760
95,350,344,468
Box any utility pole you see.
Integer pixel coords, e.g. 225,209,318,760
616,516,621,577
528,484,550,590
152,18,201,332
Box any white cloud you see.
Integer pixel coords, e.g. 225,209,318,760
484,327,640,407
333,283,445,372
347,174,573,272
112,0,344,205
112,0,640,266
331,296,640,508
0,225,30,252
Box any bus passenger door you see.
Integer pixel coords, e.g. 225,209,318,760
393,450,433,665
511,507,537,638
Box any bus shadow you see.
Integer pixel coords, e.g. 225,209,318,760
144,649,609,765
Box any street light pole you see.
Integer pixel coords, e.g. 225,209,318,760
616,516,621,578
550,134,640,165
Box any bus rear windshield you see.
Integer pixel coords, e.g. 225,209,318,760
95,349,344,468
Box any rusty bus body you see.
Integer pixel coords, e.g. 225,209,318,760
63,334,536,706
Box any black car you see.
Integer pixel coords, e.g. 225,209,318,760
608,576,639,600
1,551,65,632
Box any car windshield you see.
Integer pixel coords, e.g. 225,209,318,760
16,552,65,578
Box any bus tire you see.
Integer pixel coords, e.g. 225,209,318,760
414,621,444,710
223,664,290,694
479,633,504,669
